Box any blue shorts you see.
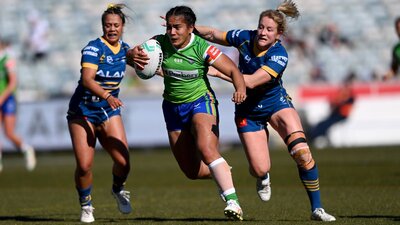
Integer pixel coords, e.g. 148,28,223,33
235,88,294,133
67,100,121,126
1,95,17,115
162,92,219,131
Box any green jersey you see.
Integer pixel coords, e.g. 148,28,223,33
0,52,10,93
392,42,400,74
156,33,222,103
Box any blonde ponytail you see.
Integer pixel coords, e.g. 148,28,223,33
259,0,300,34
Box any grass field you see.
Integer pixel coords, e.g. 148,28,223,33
0,145,399,225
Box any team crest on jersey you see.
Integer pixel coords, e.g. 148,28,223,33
99,54,105,63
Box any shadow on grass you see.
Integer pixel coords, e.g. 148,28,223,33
103,217,259,223
341,215,400,221
0,216,64,222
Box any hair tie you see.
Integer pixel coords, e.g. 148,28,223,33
107,3,115,9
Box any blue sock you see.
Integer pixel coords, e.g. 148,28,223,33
298,165,322,211
77,186,92,206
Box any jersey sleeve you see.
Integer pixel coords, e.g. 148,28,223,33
5,56,16,73
192,35,222,66
261,47,288,78
203,45,222,65
224,29,248,48
81,40,102,70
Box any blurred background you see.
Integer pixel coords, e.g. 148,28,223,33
1,0,400,151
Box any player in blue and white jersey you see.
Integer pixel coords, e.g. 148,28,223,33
66,4,132,223
196,0,335,222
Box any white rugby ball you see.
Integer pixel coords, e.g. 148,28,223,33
134,39,163,80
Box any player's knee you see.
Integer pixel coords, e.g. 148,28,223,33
290,147,315,170
76,165,92,177
285,131,315,170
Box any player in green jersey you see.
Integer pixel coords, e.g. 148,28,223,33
384,16,400,80
0,38,36,173
129,5,246,221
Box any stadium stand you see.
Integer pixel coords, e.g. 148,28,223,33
0,0,399,101
1,0,400,150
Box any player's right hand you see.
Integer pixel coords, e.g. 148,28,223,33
127,45,150,70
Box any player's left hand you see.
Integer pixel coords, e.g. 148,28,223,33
232,91,246,104
106,95,124,110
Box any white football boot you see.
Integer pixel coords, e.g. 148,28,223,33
224,200,243,221
22,144,36,171
311,208,336,222
256,175,271,201
80,205,95,223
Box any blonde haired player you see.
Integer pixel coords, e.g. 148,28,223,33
195,0,336,221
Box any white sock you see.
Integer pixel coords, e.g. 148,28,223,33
208,157,234,192
21,143,33,153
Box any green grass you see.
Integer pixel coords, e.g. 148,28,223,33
0,146,399,225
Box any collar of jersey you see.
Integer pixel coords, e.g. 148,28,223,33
253,39,279,57
100,37,121,55
176,33,195,52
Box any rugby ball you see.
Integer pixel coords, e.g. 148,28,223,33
134,39,163,80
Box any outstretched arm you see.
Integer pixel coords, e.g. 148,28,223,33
211,54,246,104
209,66,274,89
195,25,229,46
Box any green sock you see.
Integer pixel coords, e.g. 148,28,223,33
225,193,239,202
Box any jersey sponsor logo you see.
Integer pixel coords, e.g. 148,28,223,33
83,46,99,52
270,55,288,67
83,46,100,57
97,70,125,78
106,56,114,64
235,117,247,128
82,50,98,57
164,69,199,80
